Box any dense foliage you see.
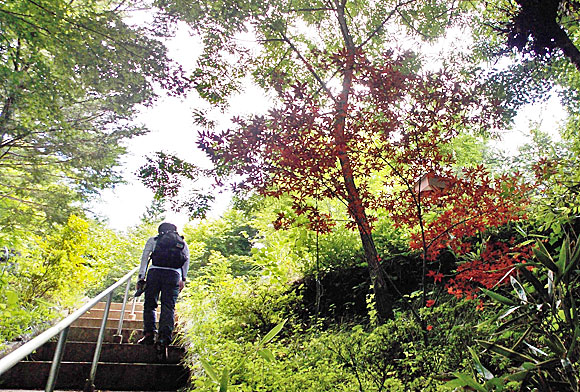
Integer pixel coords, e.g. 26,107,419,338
0,0,186,233
0,0,183,350
0,216,147,349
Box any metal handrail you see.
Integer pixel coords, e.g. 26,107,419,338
0,265,139,392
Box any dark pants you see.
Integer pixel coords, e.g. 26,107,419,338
143,268,180,344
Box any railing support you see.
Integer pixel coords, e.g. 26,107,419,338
114,277,132,342
84,291,114,392
130,295,138,319
45,326,69,392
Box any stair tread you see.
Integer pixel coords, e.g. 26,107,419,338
0,361,189,390
29,341,185,364
19,360,183,366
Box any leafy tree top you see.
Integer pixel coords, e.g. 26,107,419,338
0,0,188,230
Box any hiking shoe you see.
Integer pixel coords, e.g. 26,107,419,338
137,332,155,345
155,340,168,362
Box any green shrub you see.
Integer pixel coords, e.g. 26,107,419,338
177,247,493,391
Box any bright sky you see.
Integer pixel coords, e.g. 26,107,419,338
89,25,271,231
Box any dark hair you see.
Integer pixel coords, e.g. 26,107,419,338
158,222,177,234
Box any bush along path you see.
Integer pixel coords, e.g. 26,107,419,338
0,301,189,391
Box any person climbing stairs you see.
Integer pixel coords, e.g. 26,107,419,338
0,301,189,391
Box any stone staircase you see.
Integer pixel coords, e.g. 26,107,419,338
0,301,189,391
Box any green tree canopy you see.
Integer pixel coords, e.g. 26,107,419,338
0,0,187,231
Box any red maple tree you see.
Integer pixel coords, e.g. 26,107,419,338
197,48,526,321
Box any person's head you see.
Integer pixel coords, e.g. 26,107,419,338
158,222,177,235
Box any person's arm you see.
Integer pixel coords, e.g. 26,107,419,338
138,237,156,280
179,242,190,291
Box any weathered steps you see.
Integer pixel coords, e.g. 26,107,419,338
67,326,138,343
29,342,185,364
92,302,144,312
83,309,143,320
0,361,188,391
72,317,142,330
0,301,189,391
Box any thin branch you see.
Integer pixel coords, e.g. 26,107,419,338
357,0,417,49
396,9,435,41
334,0,355,50
0,193,49,208
24,0,143,58
287,7,335,13
278,31,336,102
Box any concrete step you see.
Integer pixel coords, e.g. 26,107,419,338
92,302,144,312
29,342,185,364
67,327,140,344
83,309,149,321
0,301,189,391
72,317,141,330
0,361,188,391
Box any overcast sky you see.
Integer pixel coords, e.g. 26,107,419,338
89,24,271,231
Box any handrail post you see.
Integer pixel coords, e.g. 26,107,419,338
45,326,69,392
83,291,113,392
130,295,138,318
114,275,133,342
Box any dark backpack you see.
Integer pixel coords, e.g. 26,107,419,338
150,231,187,269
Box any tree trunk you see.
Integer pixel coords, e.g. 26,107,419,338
332,0,393,323
554,26,580,72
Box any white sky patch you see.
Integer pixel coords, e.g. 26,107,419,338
89,24,271,232
493,92,566,154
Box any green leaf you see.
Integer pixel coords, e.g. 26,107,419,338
517,265,551,303
480,288,517,306
259,319,287,346
536,358,561,370
468,346,494,380
483,377,504,389
559,238,580,284
443,378,466,388
449,372,487,392
476,340,536,362
515,225,527,238
568,325,580,355
219,367,229,392
257,348,276,362
523,341,548,357
556,237,569,274
521,362,537,370
544,334,566,356
510,276,527,303
533,242,560,275
199,357,219,383
499,306,520,320
5,290,18,306
505,369,530,382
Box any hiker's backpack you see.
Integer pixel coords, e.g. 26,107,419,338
150,231,187,268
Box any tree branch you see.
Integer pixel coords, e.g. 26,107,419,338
278,31,336,102
357,0,417,49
